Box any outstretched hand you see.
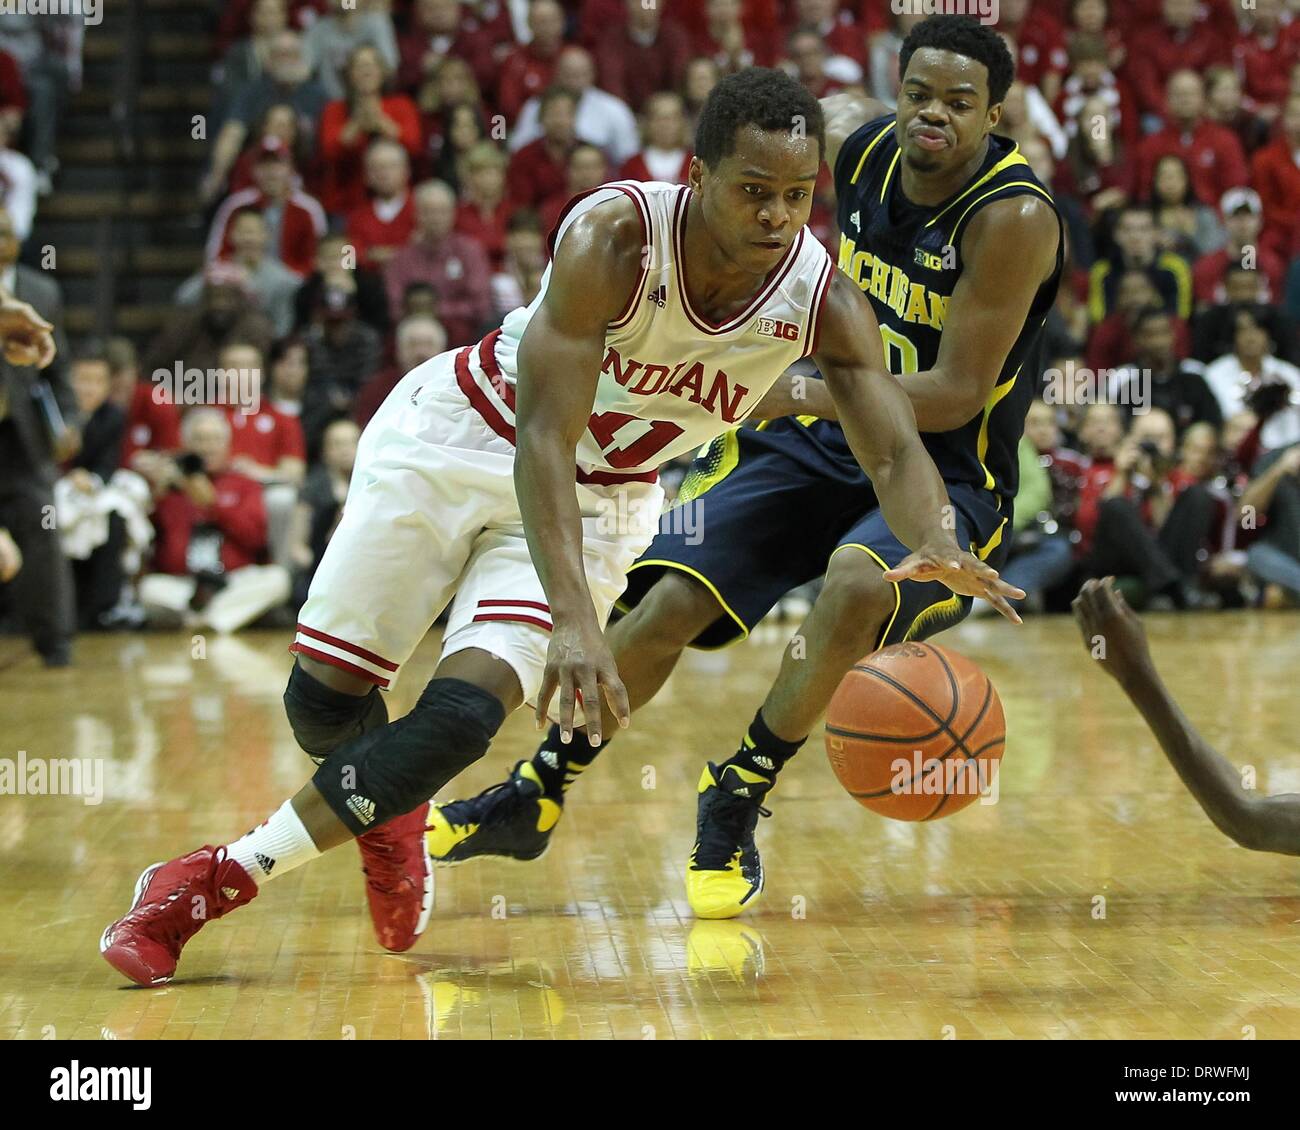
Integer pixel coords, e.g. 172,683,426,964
884,546,1025,624
1071,576,1154,686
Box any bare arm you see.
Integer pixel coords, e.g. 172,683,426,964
1238,447,1300,521
900,196,1059,432
821,90,889,176
748,370,838,421
814,270,1024,620
1073,578,1300,855
513,200,644,743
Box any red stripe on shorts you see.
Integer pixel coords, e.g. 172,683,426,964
293,624,399,670
471,612,553,632
289,642,392,688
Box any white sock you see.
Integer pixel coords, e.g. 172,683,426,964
225,799,321,885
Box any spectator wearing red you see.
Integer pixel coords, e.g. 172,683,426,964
150,411,270,576
454,142,513,271
216,341,306,490
619,91,692,185
1250,93,1300,260
1136,70,1248,208
1193,188,1286,306
594,0,692,114
414,56,487,179
141,408,291,632
110,338,182,477
1126,0,1235,121
1233,0,1300,119
787,0,867,73
785,30,851,100
317,43,421,217
1056,90,1135,213
539,143,609,238
1065,0,1125,74
497,0,566,124
506,87,579,210
692,0,777,73
207,137,326,277
1088,268,1191,373
1000,0,1070,106
385,178,493,344
353,314,448,429
1057,32,1139,155
0,46,26,115
346,139,416,270
227,102,313,196
397,0,496,97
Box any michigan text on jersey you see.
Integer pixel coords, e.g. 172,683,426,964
837,234,950,332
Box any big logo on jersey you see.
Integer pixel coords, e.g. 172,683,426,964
601,346,751,423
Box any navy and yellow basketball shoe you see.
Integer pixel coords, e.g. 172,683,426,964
686,763,773,919
426,762,561,864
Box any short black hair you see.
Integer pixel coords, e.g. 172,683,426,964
693,67,825,168
899,15,1016,106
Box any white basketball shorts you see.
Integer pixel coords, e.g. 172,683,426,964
291,346,665,704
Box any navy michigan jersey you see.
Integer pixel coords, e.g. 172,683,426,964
832,114,1064,521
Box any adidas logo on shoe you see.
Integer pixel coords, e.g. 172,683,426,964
254,852,275,875
347,795,377,826
221,886,241,900
539,749,559,770
734,787,750,797
752,756,776,771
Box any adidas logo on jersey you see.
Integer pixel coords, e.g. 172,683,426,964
346,794,377,826
646,284,666,307
254,852,275,876
849,210,860,230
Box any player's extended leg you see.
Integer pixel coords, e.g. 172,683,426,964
686,546,897,918
426,570,724,863
686,491,1001,919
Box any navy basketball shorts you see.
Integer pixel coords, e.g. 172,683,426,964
617,417,1010,650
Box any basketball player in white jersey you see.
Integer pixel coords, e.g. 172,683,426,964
100,68,1022,986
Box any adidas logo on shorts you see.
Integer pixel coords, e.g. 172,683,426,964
346,795,377,826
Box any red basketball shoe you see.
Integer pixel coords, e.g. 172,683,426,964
100,845,258,986
356,801,434,952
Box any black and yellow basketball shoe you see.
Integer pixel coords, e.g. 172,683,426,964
426,762,562,864
685,763,773,919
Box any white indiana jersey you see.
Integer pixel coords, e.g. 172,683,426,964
460,180,836,477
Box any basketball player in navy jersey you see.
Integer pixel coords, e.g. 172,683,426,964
1074,578,1300,855
430,16,1064,919
99,67,1022,985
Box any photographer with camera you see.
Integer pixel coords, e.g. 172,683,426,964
137,407,289,633
1075,405,1217,608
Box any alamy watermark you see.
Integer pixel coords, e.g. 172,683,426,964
1043,360,1151,413
889,750,1000,805
152,363,261,415
891,0,999,24
0,750,104,805
1,0,102,25
595,494,704,545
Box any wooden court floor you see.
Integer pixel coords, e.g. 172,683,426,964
2,612,1299,1040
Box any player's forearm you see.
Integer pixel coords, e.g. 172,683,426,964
1118,664,1284,850
513,435,599,627
867,434,964,556
748,372,837,421
897,368,984,432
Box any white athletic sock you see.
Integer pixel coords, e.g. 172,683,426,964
225,799,321,884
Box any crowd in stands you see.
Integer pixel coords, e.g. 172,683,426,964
5,0,1300,665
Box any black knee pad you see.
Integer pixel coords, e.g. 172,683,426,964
283,662,389,765
311,677,506,836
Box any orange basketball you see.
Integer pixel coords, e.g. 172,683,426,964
824,642,1005,821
